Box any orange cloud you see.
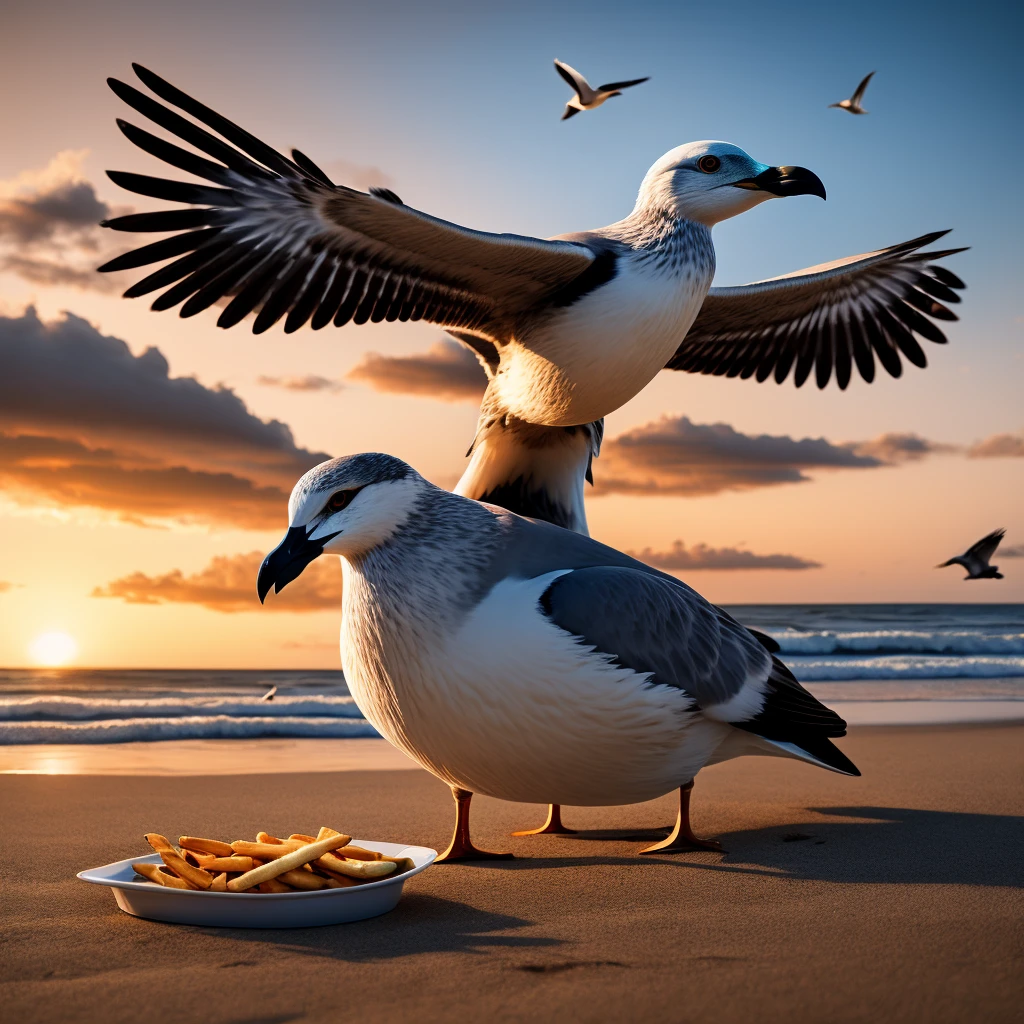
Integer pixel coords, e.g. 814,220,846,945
593,415,881,497
93,551,342,612
0,152,128,293
967,431,1024,458
850,432,959,462
347,339,487,402
0,309,328,526
628,539,821,571
0,434,290,528
258,375,344,393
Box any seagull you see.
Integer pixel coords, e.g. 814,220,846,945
100,65,966,437
257,452,860,861
261,684,277,701
553,59,649,119
830,72,875,115
937,529,1006,580
98,63,965,839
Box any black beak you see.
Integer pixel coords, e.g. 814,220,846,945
257,525,337,604
733,165,826,200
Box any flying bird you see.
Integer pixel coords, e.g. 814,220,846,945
937,529,1006,580
553,59,649,119
258,453,859,860
100,64,966,838
830,71,875,115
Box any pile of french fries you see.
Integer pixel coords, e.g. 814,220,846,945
132,826,415,894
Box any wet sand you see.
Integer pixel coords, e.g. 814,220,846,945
2,723,1022,1023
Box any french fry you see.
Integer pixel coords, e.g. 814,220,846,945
314,853,397,879
145,833,213,890
276,868,329,891
230,840,307,859
312,866,362,887
210,872,228,892
256,832,285,844
227,832,351,892
133,863,191,889
336,845,383,861
288,834,317,843
192,855,255,873
257,878,293,893
178,836,234,857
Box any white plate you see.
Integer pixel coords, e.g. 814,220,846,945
77,840,437,928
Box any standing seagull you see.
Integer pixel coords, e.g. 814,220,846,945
553,59,649,120
937,529,1006,579
830,72,875,115
257,453,859,861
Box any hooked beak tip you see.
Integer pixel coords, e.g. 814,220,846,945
735,165,826,201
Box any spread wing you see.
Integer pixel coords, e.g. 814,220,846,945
851,71,875,105
965,528,1005,564
666,231,968,389
554,59,590,98
597,77,650,92
99,65,597,335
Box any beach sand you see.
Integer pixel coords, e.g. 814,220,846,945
3,723,1022,1023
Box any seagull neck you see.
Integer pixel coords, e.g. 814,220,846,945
343,489,503,632
608,207,712,258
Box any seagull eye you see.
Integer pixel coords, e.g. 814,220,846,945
326,490,355,513
697,155,721,174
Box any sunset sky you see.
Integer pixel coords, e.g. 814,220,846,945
1,0,1021,668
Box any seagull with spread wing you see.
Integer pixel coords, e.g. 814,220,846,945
937,529,1006,580
99,65,967,845
830,71,875,115
553,59,649,119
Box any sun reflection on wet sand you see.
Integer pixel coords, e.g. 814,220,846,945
0,738,417,775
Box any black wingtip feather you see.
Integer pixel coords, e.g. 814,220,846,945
291,149,334,187
369,186,404,205
131,63,300,179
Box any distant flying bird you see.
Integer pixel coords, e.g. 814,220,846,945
937,529,1006,580
257,452,859,860
830,72,875,115
553,59,649,119
261,685,277,701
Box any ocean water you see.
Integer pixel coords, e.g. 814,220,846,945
1,604,1021,744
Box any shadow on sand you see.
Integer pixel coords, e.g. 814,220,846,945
546,805,1024,888
204,806,1021,963
196,894,560,962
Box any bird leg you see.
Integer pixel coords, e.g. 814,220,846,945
640,782,723,854
436,787,514,862
511,803,577,836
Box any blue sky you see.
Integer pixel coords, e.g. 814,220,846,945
0,0,1021,665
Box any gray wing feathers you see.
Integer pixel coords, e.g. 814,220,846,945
667,231,968,389
852,71,875,105
101,65,597,335
554,60,589,98
538,566,770,708
965,528,1004,563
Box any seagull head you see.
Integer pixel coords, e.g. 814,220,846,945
257,452,423,602
638,141,826,226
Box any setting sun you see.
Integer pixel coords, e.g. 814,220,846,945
28,632,78,667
